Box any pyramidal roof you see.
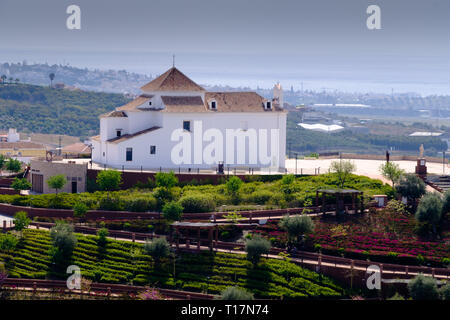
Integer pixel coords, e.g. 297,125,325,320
140,67,205,92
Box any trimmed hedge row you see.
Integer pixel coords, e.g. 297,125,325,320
0,229,347,299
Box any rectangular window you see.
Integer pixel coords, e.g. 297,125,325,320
126,148,133,161
183,120,191,132
150,145,156,155
211,101,216,109
116,130,122,137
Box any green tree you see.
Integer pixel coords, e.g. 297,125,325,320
13,211,30,234
162,201,183,221
415,192,443,235
439,282,450,300
47,174,67,194
10,177,31,192
226,176,243,204
5,158,21,172
143,237,170,265
379,162,405,189
49,221,77,268
155,171,178,190
96,170,122,192
97,228,109,247
49,73,55,87
73,202,88,222
219,286,254,300
0,233,18,252
396,173,426,204
408,274,439,300
245,236,271,266
279,214,315,246
0,154,5,169
330,160,356,188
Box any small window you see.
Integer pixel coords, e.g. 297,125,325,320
116,130,122,137
150,145,156,154
126,148,133,161
266,101,272,109
103,152,105,157
209,100,217,110
183,120,191,132
148,101,152,106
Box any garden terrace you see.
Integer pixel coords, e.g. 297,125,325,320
0,229,348,299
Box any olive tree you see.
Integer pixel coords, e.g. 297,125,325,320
13,211,30,235
396,173,426,204
408,274,439,300
143,237,170,265
245,236,271,266
379,162,405,189
279,214,314,246
415,192,443,235
330,160,356,188
49,221,77,268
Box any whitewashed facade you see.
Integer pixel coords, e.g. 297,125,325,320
90,67,287,171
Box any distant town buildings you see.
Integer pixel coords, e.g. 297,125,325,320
0,128,46,157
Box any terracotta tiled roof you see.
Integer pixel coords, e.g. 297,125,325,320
204,92,285,113
161,95,207,113
116,96,151,111
62,142,91,154
90,135,100,142
140,67,205,92
100,110,128,118
107,126,161,144
0,141,45,149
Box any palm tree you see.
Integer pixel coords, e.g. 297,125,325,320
49,73,55,87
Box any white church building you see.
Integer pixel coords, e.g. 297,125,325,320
90,67,286,171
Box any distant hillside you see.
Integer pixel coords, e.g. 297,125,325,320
0,83,130,138
0,62,152,94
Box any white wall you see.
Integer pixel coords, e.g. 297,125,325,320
98,111,286,171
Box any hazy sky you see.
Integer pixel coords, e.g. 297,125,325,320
1,0,450,94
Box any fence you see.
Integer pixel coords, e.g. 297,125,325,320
0,278,214,300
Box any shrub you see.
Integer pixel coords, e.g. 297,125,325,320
245,236,271,266
73,202,88,220
96,170,122,191
126,198,153,212
439,282,450,300
97,228,109,247
219,286,254,300
49,222,77,268
162,201,183,221
13,211,30,233
143,238,170,264
415,192,443,234
408,274,439,300
0,233,18,252
249,190,272,205
278,215,314,245
11,177,31,191
226,176,243,204
98,196,125,211
397,173,426,203
155,172,178,189
178,194,216,213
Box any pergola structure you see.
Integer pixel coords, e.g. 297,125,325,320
170,221,219,252
315,189,364,215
